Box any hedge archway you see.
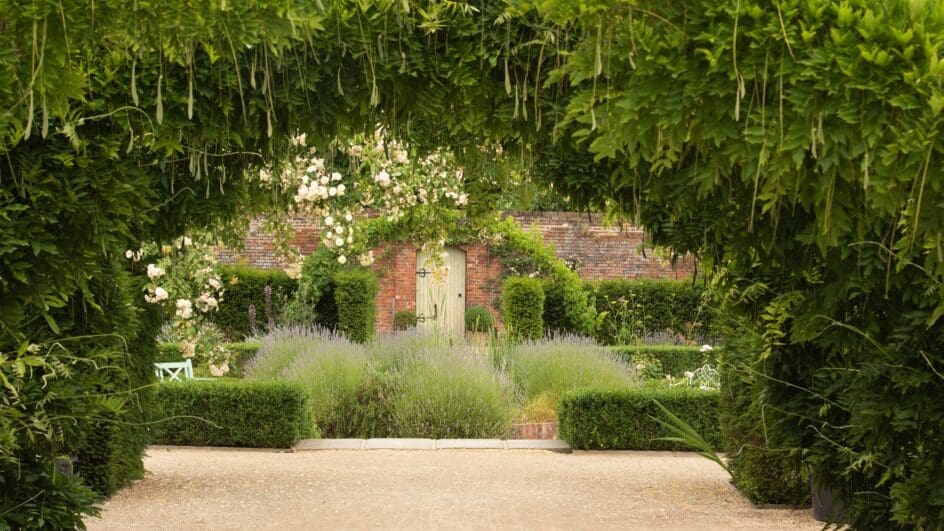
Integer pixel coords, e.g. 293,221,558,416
2,2,943,528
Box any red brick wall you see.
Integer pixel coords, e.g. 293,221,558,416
506,211,695,280
221,212,694,332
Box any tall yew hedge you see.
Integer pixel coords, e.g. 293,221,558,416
2,1,943,527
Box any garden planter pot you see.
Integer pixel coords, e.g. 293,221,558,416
811,477,846,523
466,331,489,347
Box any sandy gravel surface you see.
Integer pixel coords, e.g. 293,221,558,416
88,447,817,530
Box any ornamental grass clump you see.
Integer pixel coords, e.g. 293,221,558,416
390,344,516,439
505,335,635,403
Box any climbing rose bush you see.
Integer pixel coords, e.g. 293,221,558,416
258,131,469,276
128,235,232,375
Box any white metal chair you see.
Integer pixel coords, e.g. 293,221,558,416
154,360,195,381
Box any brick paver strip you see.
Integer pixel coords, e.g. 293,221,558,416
435,439,505,449
364,438,436,450
504,439,573,453
294,439,365,451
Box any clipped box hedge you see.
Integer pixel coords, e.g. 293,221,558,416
502,277,545,340
333,268,378,343
210,265,298,340
558,386,721,451
611,345,717,377
151,380,313,448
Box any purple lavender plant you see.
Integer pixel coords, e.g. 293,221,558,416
264,285,275,332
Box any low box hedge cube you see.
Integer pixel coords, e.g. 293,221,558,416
151,380,313,448
558,386,721,451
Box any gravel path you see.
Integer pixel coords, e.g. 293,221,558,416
88,447,817,530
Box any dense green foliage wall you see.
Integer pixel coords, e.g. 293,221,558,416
3,0,944,527
719,325,808,505
152,380,313,447
591,280,716,345
211,266,297,340
501,277,545,340
558,387,721,451
333,269,378,343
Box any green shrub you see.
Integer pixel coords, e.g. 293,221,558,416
393,309,417,331
210,265,298,340
0,459,101,530
558,387,721,451
719,323,807,505
611,345,717,378
464,306,493,332
151,380,312,447
503,336,633,403
392,352,516,439
590,280,716,345
333,268,378,343
501,277,545,340
541,279,578,335
282,247,340,329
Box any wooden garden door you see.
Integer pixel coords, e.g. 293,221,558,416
416,246,466,338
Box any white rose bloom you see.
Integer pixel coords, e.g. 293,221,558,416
175,299,193,320
331,172,343,182
457,193,468,206
324,216,334,226
335,237,345,247
209,278,221,289
155,287,169,301
335,226,344,235
181,341,196,358
183,236,192,247
375,169,391,186
320,175,329,186
337,255,347,265
125,250,133,259
346,236,353,244
147,264,164,279
329,187,337,197
345,213,353,222
337,184,345,196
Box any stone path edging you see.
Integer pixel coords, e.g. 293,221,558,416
293,438,572,453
